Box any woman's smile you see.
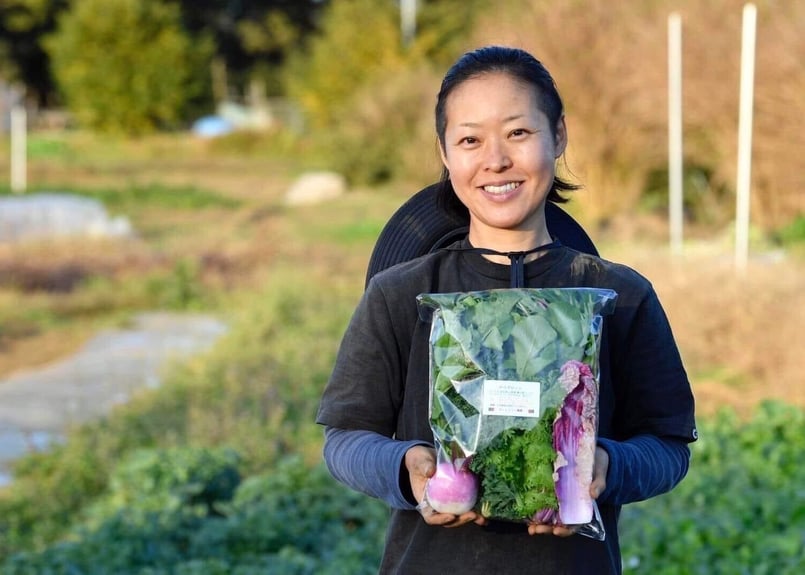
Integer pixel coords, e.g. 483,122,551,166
439,71,567,248
481,181,522,195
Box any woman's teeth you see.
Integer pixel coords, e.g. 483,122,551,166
483,182,518,194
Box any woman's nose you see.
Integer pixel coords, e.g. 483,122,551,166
483,140,512,171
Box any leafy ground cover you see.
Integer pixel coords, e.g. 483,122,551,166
620,401,805,574
0,271,801,573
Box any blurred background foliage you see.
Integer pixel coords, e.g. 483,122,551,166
0,0,800,231
1,1,804,573
43,0,214,135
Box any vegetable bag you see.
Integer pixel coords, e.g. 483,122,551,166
417,288,617,540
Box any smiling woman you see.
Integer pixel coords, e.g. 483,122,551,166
317,46,696,575
438,71,566,253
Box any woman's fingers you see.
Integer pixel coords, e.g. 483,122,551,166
416,499,479,527
527,522,576,537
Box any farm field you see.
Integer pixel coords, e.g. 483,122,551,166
0,133,803,573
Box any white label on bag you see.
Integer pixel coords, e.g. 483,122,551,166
482,380,541,417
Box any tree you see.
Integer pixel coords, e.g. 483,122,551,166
1,1,324,113
44,0,213,133
284,0,404,130
413,0,490,67
0,0,68,106
174,0,324,99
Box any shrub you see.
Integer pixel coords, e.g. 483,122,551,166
86,447,242,523
323,64,443,186
620,401,805,574
283,0,404,131
1,455,387,574
282,0,486,186
774,215,805,247
45,0,213,134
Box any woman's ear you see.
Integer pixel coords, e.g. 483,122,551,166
554,116,568,158
438,140,449,169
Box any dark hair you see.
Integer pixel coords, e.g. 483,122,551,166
435,45,579,215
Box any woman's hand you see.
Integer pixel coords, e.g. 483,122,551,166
527,445,609,537
590,444,609,500
405,445,485,528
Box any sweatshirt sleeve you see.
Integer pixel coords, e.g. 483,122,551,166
323,426,432,510
596,435,691,506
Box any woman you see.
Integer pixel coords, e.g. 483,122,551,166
316,46,696,574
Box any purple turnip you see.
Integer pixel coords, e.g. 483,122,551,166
424,457,479,515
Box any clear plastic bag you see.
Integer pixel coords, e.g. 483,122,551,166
417,288,617,540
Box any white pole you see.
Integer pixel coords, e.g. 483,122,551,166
10,104,27,194
735,3,757,272
401,0,417,47
668,13,684,255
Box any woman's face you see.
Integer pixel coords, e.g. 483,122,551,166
440,72,567,247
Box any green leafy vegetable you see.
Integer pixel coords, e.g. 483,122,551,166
417,288,617,525
469,407,558,519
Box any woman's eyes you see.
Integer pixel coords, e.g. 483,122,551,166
457,129,531,146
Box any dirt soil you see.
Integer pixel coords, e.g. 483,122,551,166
606,242,804,419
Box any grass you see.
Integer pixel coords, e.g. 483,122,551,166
601,241,805,418
774,215,805,247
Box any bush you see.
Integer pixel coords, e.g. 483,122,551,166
282,0,486,186
1,455,387,574
620,401,805,574
323,65,443,186
45,0,213,134
774,215,805,247
283,0,404,132
86,447,241,523
640,164,732,227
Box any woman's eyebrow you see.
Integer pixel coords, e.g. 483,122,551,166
457,114,527,128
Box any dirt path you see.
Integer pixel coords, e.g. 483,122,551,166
0,312,227,485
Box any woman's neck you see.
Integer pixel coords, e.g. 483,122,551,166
467,228,554,265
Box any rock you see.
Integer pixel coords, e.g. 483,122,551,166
284,171,346,206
